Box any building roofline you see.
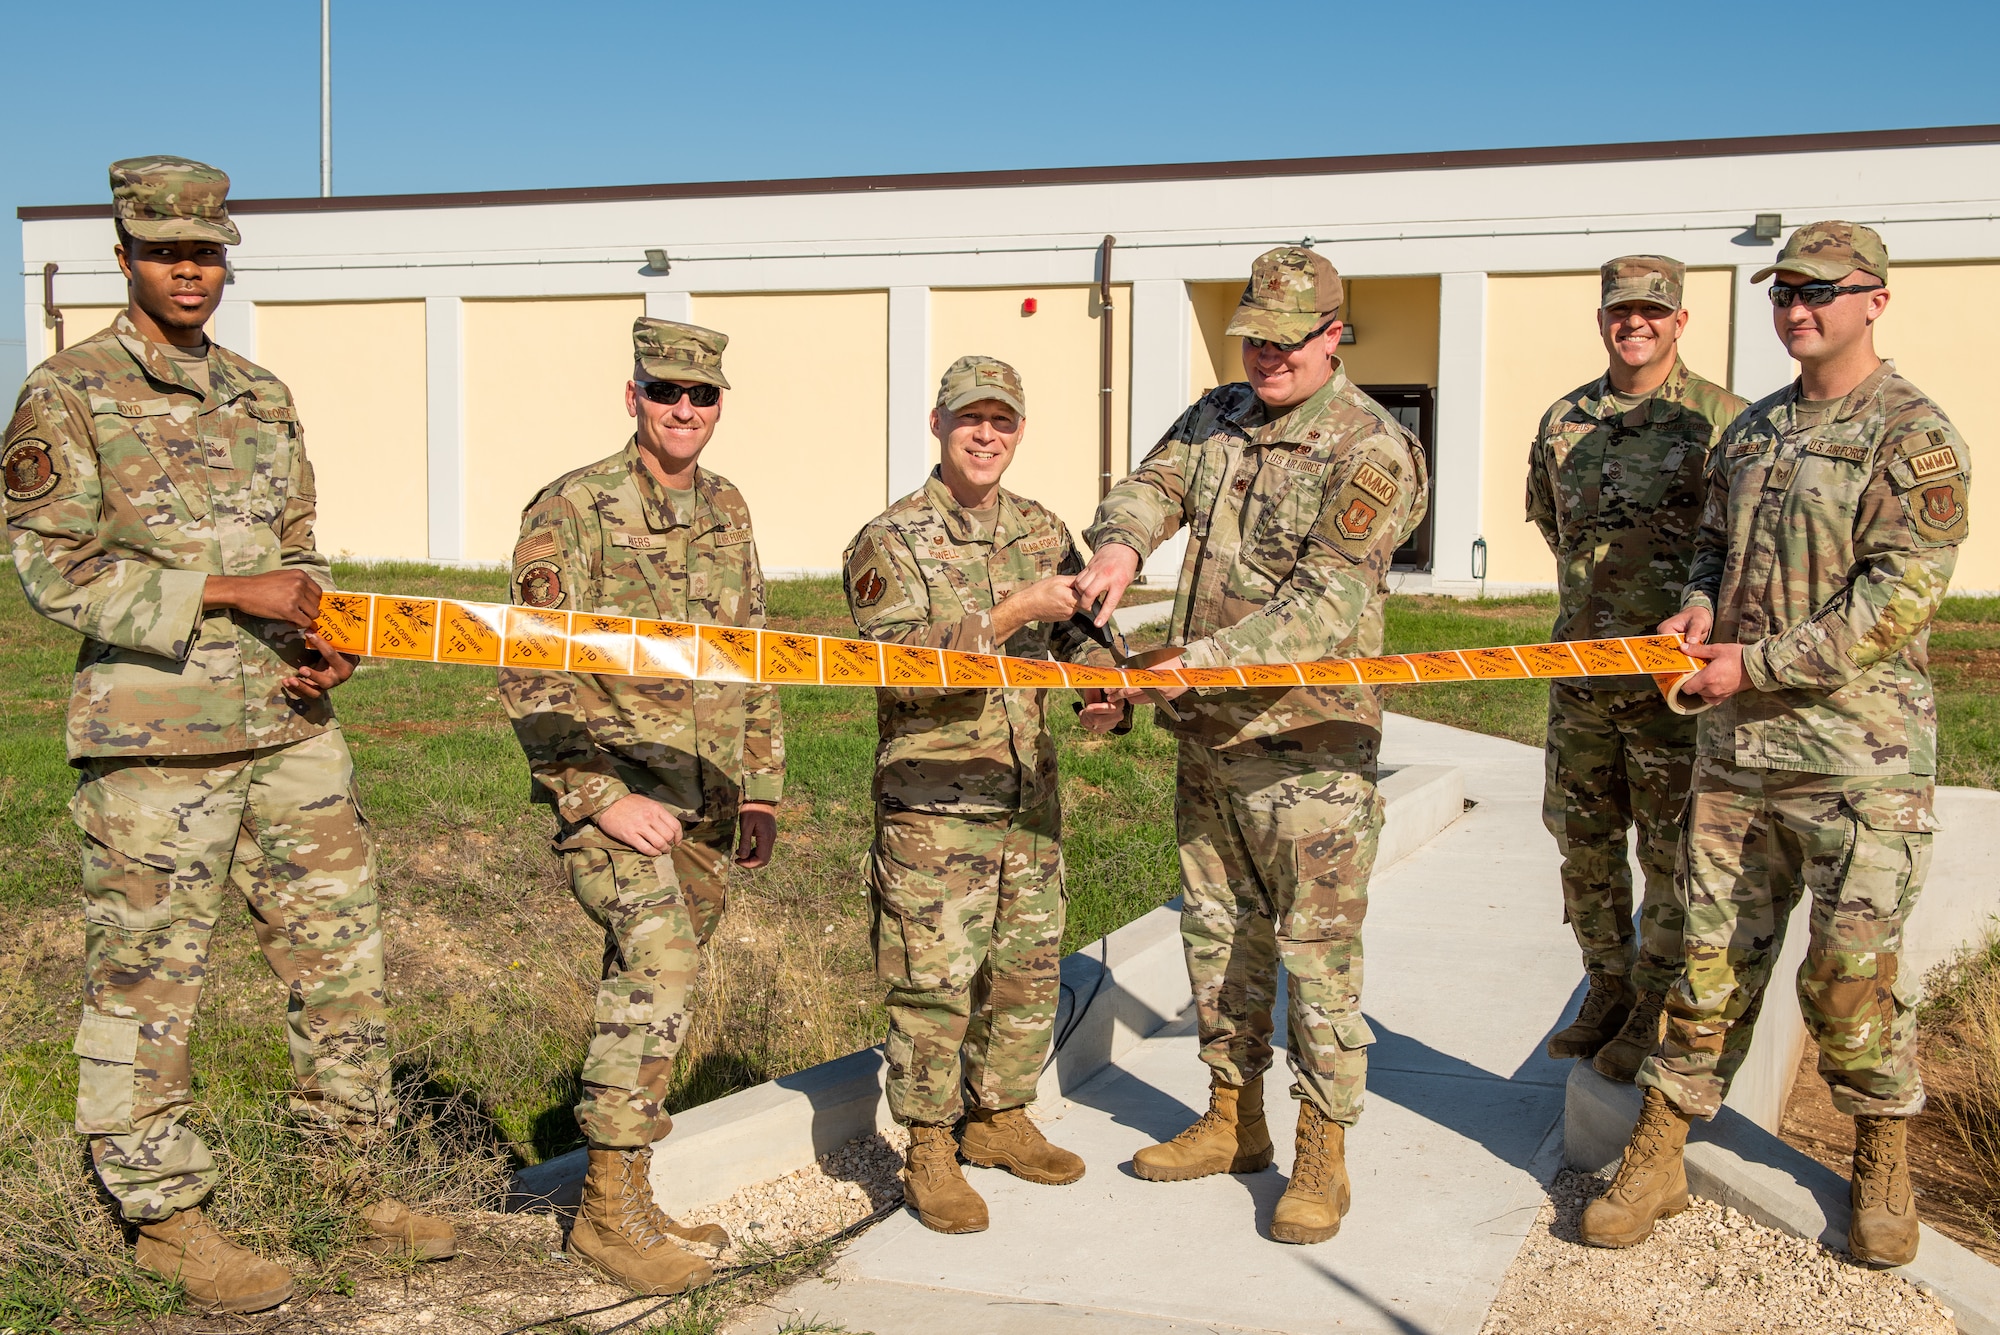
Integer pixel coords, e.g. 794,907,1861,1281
21,124,2000,222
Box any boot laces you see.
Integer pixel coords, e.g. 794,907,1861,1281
1291,1104,1331,1194
1171,1097,1232,1146
611,1150,676,1250
908,1127,961,1183
1854,1123,1905,1211
1576,975,1627,1027
1611,1098,1680,1196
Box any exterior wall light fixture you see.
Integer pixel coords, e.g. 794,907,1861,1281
644,248,671,273
1339,325,1356,344
1753,214,1783,242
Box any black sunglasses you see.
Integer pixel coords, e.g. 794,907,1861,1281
638,380,721,407
1243,321,1335,353
1767,281,1884,309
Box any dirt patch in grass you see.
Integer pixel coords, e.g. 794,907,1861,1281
1932,648,2000,685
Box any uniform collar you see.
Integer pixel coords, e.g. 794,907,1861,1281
1245,362,1349,446
625,436,706,532
923,468,1028,546
1579,358,1692,425
1779,358,1895,426
112,309,216,402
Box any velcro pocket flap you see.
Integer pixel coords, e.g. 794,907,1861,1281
69,781,177,870
1842,787,1938,834
73,1010,140,1064
1332,1013,1377,1052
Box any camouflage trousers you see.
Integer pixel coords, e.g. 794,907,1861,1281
1638,757,1934,1120
70,728,386,1222
870,796,1063,1127
1177,739,1383,1127
562,824,731,1147
1542,682,1694,996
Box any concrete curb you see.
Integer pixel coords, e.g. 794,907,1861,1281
507,761,1466,1217
1566,1061,2000,1335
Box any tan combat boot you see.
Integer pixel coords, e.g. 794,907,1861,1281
902,1122,989,1234
357,1198,459,1260
1547,970,1636,1060
1270,1100,1350,1245
1132,1071,1274,1182
1591,990,1667,1084
566,1146,714,1295
134,1207,295,1314
1579,1087,1693,1247
1849,1115,1919,1267
960,1105,1085,1185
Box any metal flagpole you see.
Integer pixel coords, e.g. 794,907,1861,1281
319,0,332,196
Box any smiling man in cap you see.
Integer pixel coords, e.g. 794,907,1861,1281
3,156,452,1313
1526,256,1745,1084
843,355,1114,1235
1585,222,1970,1268
499,316,782,1294
1072,246,1428,1246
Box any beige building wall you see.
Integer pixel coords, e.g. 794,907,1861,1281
928,285,1131,540
1190,281,1242,398
1479,269,1732,585
1871,262,1998,591
40,307,122,359
257,302,430,561
462,295,644,564
691,291,889,571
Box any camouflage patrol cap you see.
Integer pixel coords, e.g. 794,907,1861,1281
1752,221,1889,285
1600,255,1684,311
633,317,730,390
109,155,241,245
935,354,1025,416
1225,246,1343,343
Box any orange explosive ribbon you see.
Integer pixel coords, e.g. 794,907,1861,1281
313,591,1714,716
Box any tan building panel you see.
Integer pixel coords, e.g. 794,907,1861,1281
1872,262,1997,592
258,301,430,562
39,308,123,360
691,290,889,573
463,295,644,564
1338,276,1443,387
1480,269,1732,586
928,286,1130,542
1190,280,1241,399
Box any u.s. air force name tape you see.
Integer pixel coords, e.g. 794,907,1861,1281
313,591,1715,716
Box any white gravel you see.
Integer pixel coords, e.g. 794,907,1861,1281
1480,1170,1957,1335
702,1125,909,1264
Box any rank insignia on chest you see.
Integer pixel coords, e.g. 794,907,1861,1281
852,566,888,608
1335,497,1379,541
2,439,59,502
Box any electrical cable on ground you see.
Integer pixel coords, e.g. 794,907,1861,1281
494,1195,904,1335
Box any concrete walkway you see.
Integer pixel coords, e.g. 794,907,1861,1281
736,715,1591,1335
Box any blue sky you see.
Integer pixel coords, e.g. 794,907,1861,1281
5,0,1997,387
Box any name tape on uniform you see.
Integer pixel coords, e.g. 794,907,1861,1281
315,591,1713,712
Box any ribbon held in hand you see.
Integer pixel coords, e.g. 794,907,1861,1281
313,590,1708,707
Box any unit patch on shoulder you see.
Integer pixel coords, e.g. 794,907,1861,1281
516,560,566,609
513,530,560,566
1334,497,1379,542
845,534,902,613
1349,462,1400,507
2,438,59,504
852,567,887,607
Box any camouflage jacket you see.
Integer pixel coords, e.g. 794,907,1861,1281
844,470,1106,815
1684,362,1969,778
1526,359,1747,687
497,440,784,842
4,312,334,759
1085,367,1428,754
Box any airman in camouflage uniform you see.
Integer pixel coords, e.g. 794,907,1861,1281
1078,247,1428,1246
1526,255,1748,1083
845,355,1110,1235
499,317,781,1294
1585,223,1968,1270
3,158,449,1314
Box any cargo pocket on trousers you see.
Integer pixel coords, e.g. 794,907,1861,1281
581,979,656,1092
71,779,184,933
1332,1013,1377,1053
1287,827,1366,943
73,1010,141,1134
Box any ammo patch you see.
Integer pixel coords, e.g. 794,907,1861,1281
1805,439,1869,463
1906,443,1961,481
1350,462,1399,506
2,439,59,503
516,559,566,609
514,530,560,565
